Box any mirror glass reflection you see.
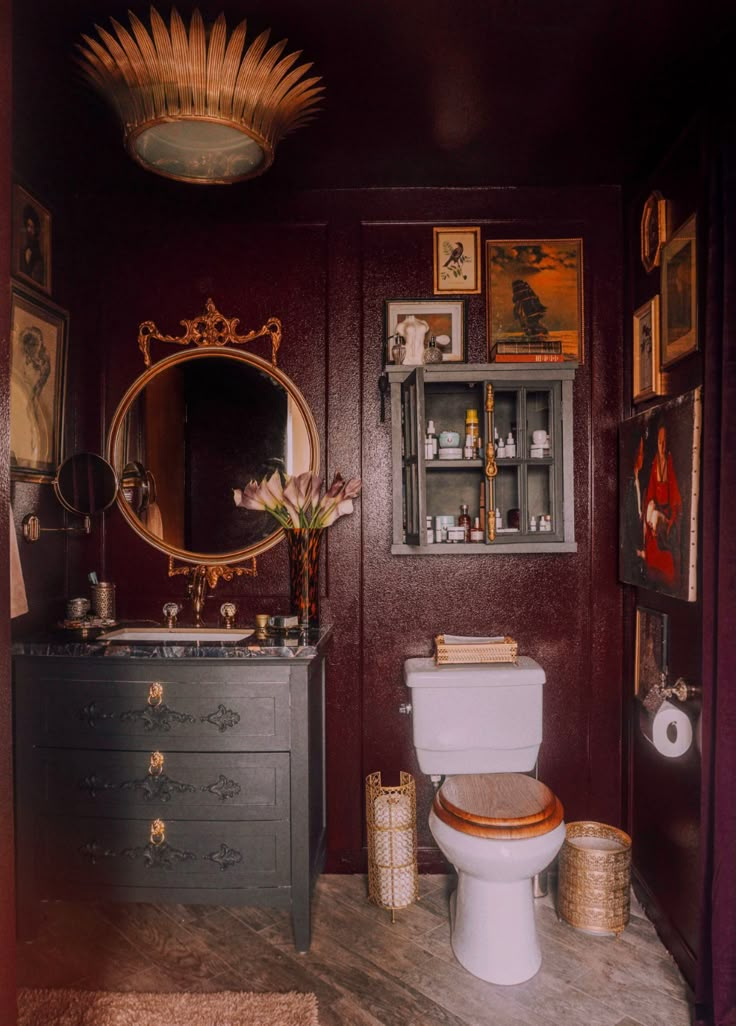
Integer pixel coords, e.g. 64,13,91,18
55,452,118,516
109,351,317,560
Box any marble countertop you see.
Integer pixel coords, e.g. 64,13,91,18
12,623,332,660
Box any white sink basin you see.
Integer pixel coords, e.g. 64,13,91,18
98,627,254,643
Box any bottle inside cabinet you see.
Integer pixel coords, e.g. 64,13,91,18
389,364,576,554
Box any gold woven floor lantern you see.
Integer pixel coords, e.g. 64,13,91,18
76,7,324,184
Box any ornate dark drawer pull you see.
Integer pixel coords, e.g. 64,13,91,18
204,843,243,871
201,704,241,732
201,774,242,800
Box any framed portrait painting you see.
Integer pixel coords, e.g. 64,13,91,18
10,285,68,482
661,213,697,368
12,185,52,294
635,606,669,703
632,295,663,403
384,299,466,365
618,388,701,601
485,239,583,362
433,226,481,294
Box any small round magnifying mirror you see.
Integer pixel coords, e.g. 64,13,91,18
22,452,118,543
55,452,119,515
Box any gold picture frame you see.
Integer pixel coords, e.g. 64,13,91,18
12,185,52,295
632,295,663,403
433,227,481,294
640,190,669,273
485,238,584,362
10,285,68,482
661,213,697,368
634,605,669,701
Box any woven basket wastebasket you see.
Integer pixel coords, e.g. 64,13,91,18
557,821,632,936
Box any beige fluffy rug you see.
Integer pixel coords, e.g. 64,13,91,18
17,988,319,1026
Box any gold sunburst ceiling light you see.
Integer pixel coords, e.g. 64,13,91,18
76,7,324,184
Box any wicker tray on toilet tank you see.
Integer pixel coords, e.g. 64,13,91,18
557,821,632,935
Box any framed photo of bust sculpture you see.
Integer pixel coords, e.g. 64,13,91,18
661,213,697,368
618,388,701,601
384,299,467,365
10,285,68,482
12,185,52,295
632,296,663,404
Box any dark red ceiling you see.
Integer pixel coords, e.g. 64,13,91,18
12,0,735,193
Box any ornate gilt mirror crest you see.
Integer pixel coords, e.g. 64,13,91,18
107,299,320,582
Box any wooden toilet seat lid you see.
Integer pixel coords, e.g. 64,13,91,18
433,773,564,840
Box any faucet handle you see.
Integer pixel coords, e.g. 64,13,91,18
220,602,238,628
162,602,181,628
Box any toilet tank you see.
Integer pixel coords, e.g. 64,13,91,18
404,656,545,775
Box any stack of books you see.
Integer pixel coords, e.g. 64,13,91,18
489,339,566,364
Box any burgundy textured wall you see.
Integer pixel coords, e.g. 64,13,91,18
624,123,706,983
26,180,625,870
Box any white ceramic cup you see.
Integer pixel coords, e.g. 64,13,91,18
532,430,548,446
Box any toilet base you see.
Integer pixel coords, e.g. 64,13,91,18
449,874,541,985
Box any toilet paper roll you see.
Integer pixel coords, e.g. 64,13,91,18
641,699,693,758
373,793,412,830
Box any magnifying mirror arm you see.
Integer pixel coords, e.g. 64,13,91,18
21,513,91,543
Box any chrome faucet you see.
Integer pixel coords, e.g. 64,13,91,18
187,565,210,626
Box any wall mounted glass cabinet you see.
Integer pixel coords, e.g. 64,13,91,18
388,363,577,554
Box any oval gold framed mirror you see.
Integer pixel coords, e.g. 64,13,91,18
106,347,319,565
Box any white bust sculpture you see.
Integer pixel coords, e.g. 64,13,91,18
396,315,430,365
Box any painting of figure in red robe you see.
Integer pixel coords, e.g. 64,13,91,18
618,388,701,601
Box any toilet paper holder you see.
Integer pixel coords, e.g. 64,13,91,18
660,675,702,704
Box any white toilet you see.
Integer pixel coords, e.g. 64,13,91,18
404,656,565,986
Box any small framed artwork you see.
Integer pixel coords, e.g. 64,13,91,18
433,226,481,294
10,285,68,482
632,295,663,403
661,213,697,368
640,190,669,273
485,238,584,362
384,299,467,365
635,606,669,703
12,185,52,294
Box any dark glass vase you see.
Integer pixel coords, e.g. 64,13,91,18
286,528,324,630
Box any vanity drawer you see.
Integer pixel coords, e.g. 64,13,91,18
38,815,291,892
17,665,292,751
35,750,290,821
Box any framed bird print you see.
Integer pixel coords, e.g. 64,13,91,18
433,227,481,294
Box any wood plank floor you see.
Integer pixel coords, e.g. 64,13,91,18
17,874,693,1025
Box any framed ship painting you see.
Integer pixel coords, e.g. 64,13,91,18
10,285,68,482
485,239,583,362
618,388,701,601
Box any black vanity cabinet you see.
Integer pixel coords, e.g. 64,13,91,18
388,363,577,553
13,645,327,951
